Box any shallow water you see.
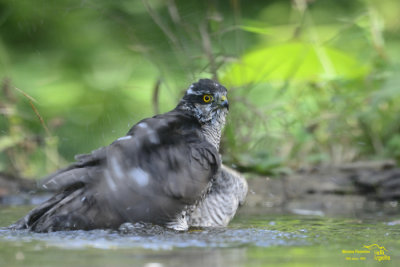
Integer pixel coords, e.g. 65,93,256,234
1,205,399,266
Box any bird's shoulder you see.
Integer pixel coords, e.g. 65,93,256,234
126,109,200,141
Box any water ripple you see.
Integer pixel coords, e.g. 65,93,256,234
0,225,307,250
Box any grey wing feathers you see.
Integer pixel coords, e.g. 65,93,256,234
40,146,108,191
100,133,220,225
11,110,222,232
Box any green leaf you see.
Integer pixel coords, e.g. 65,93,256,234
239,25,271,35
221,42,369,86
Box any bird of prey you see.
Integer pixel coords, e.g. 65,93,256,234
10,79,247,232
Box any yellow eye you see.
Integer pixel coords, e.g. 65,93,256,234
203,94,213,103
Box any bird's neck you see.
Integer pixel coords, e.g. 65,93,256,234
201,124,222,150
174,104,227,150
200,111,226,151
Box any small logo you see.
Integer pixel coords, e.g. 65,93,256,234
363,244,387,251
364,244,391,262
341,244,391,262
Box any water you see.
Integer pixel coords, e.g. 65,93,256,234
1,206,399,266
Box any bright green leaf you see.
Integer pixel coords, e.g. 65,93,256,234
221,42,370,87
239,25,271,35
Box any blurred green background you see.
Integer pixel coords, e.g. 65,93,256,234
0,0,399,179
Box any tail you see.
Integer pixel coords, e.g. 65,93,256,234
9,187,95,232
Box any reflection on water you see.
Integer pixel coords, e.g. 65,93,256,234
1,205,400,267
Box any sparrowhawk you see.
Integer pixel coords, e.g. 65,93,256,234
10,79,248,232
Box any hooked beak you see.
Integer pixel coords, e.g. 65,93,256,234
219,95,229,110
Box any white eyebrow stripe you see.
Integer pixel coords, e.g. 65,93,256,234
186,84,203,95
186,88,203,95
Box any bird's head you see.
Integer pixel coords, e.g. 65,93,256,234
177,79,229,125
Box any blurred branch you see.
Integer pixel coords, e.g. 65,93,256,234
142,0,196,80
291,0,309,40
14,86,51,137
13,86,37,103
167,0,181,24
368,7,387,60
230,0,243,53
152,78,161,114
2,78,15,102
199,23,218,81
0,79,14,116
142,0,180,48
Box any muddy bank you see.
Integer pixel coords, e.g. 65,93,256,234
0,172,44,205
0,172,36,196
241,160,400,217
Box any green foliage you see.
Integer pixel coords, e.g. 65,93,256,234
0,0,399,178
222,42,369,84
0,79,63,177
220,0,400,172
